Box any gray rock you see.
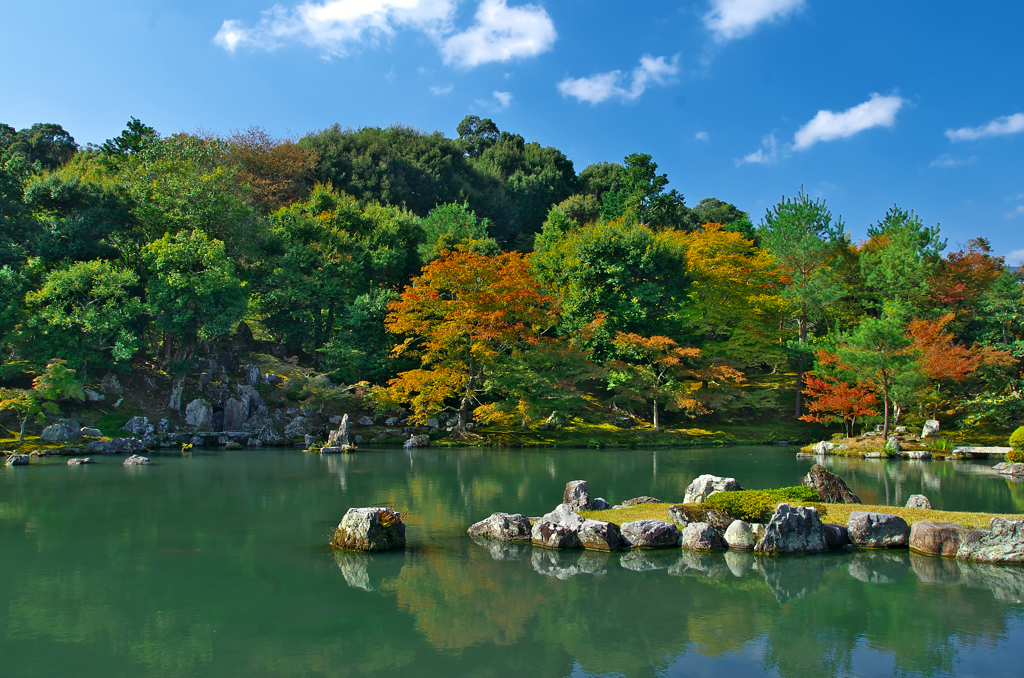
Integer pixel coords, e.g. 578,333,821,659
385,417,399,426
540,503,585,528
304,434,316,447
257,424,282,444
242,363,260,386
909,520,967,557
667,505,691,527
847,511,910,548
40,419,81,441
424,418,439,427
531,520,582,549
67,457,95,465
247,438,262,447
467,512,532,541
563,480,591,511
887,436,902,452
404,434,429,449
996,463,1024,476
956,517,1024,563
358,416,374,426
184,399,214,430
620,496,663,507
121,416,153,437
723,520,755,550
578,519,626,551
83,388,105,402
906,494,932,510
123,454,150,465
824,524,850,549
755,503,827,554
680,522,724,551
169,378,184,411
80,427,102,437
100,373,123,395
683,474,741,504
592,497,611,510
620,520,680,548
5,454,29,466
802,464,862,503
223,397,247,431
922,419,940,438
331,507,406,552
189,436,205,447
812,440,834,455
905,450,931,459
284,416,316,439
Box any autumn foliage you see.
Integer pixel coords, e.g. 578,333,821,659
799,374,878,437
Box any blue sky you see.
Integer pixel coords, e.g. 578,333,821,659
3,0,1022,261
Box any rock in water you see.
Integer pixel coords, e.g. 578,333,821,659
683,474,741,504
467,513,532,541
331,507,407,552
40,419,82,441
563,480,591,511
823,524,850,549
5,454,29,466
531,503,584,550
578,520,626,551
922,419,940,438
404,434,429,449
680,522,724,551
184,399,214,430
906,494,932,510
755,503,827,554
724,520,755,550
123,455,151,465
801,464,862,504
910,521,967,556
956,517,1024,564
847,511,910,548
67,457,95,465
620,520,680,548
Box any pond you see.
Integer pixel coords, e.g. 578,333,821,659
2,446,1023,678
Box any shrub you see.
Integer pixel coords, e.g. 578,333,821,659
1006,449,1024,464
701,486,820,523
1009,426,1024,450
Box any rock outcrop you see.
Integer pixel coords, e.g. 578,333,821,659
467,512,532,541
683,475,741,504
620,520,680,549
563,480,591,511
906,494,933,510
847,511,910,548
331,507,407,552
956,518,1024,564
755,504,827,555
801,464,862,503
909,520,967,557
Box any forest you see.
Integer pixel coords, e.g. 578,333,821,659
0,116,1022,444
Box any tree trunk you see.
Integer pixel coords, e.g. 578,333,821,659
18,416,26,443
653,398,660,432
882,389,890,441
453,334,475,435
795,305,807,418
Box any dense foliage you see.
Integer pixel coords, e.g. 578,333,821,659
1,115,1022,437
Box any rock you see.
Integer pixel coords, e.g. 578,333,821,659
304,434,316,448
40,419,81,441
466,512,532,541
223,397,248,430
592,497,611,510
184,399,214,430
905,450,931,459
123,455,150,465
956,517,1024,563
847,511,910,548
531,520,582,550
284,416,317,439
100,373,123,395
540,503,585,528
331,507,407,552
680,522,724,551
358,416,374,426
563,480,591,511
909,521,967,557
863,452,882,459
424,418,439,427
801,464,862,504
922,419,940,438
80,427,102,437
887,436,902,452
755,503,827,554
67,457,95,465
667,505,692,527
242,363,260,386
121,416,153,437
247,438,262,447
224,442,242,450
996,463,1024,476
723,520,755,550
257,424,282,444
385,417,399,426
812,440,834,455
5,454,29,466
823,524,850,549
577,519,626,551
621,496,662,506
906,494,932,510
189,436,205,447
683,474,741,504
620,520,680,548
404,434,429,449
703,509,733,535
83,388,105,402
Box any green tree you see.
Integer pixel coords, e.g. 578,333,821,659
0,153,35,266
101,117,160,157
0,387,38,442
690,198,755,240
6,123,78,169
597,153,689,228
418,201,497,263
860,205,945,310
456,115,500,157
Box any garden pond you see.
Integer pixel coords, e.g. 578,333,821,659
2,445,1024,677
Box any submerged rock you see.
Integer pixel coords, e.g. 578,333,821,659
909,521,967,557
563,480,591,511
620,520,680,549
683,474,741,504
467,512,532,541
680,522,724,551
331,507,407,552
801,464,862,504
847,511,910,548
755,503,827,555
956,517,1024,564
906,494,933,510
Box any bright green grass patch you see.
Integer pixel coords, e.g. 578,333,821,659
702,487,820,522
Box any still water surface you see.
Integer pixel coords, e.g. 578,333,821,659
3,446,1024,677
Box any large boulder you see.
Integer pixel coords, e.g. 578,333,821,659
531,504,584,550
847,511,910,548
801,464,862,504
467,513,532,541
680,522,724,551
184,399,214,430
723,520,755,550
331,507,407,552
823,524,850,549
755,503,827,555
80,427,102,438
563,480,591,511
683,475,741,504
922,419,940,438
326,414,354,451
5,454,29,466
906,494,933,510
40,419,81,441
956,518,1024,564
404,434,430,449
578,519,626,551
910,521,967,557
620,520,680,549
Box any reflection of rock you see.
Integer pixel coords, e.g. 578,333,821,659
910,551,962,584
802,464,861,504
531,549,583,579
906,494,933,509
683,474,741,503
669,550,730,579
578,519,626,551
958,560,1024,603
910,521,966,557
576,551,610,575
621,520,680,548
331,507,406,552
333,549,405,591
563,480,591,511
847,511,910,548
758,555,829,604
469,535,530,561
724,550,756,577
847,550,910,584
956,518,1024,563
755,504,827,554
620,549,678,572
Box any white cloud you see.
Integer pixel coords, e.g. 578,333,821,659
738,133,779,165
793,93,904,150
492,90,512,108
430,83,454,95
946,113,1024,142
214,0,554,68
704,0,804,42
1006,206,1024,219
1005,248,1024,266
695,131,710,141
929,154,976,168
557,54,679,104
441,0,556,68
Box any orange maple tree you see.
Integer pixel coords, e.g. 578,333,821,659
799,372,879,437
930,238,1003,314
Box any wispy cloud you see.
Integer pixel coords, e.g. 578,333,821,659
1006,206,1024,219
492,90,512,109
558,54,679,104
704,0,805,42
929,153,976,168
430,84,454,95
475,90,513,111
946,113,1024,142
695,131,710,141
793,93,904,150
1005,248,1024,266
738,133,779,165
214,0,555,68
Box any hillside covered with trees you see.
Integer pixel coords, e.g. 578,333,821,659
0,116,1021,446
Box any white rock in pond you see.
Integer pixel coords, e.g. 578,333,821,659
67,457,95,465
468,513,532,541
724,520,755,550
332,507,406,552
123,455,151,466
683,474,741,504
578,519,626,551
906,494,932,510
922,419,940,438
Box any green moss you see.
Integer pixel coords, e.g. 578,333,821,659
1009,426,1024,450
701,486,821,522
94,412,132,437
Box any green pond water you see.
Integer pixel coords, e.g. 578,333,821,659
3,446,1024,678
